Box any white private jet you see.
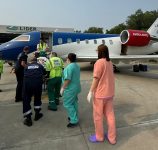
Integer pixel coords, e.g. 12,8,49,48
0,18,158,71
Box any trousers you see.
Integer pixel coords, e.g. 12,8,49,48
23,78,43,117
63,91,79,124
93,98,116,143
47,77,62,109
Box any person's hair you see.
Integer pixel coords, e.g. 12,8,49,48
68,53,76,62
23,46,29,52
97,44,110,61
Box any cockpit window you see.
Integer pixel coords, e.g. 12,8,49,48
12,35,30,42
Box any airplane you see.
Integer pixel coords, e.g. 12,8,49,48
0,18,158,72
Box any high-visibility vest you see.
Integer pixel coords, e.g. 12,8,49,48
46,57,63,78
38,43,47,51
0,60,3,74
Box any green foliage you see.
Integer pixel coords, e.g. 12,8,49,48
126,9,158,30
84,27,103,33
82,9,158,34
106,23,126,34
105,9,158,34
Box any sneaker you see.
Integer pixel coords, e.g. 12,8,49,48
55,99,59,105
105,133,116,145
34,113,43,121
48,106,57,111
23,118,32,127
67,123,78,128
88,135,103,143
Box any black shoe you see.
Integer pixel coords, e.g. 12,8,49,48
55,99,59,105
34,113,43,121
48,106,57,111
0,89,2,92
68,117,70,121
67,123,78,128
23,118,32,127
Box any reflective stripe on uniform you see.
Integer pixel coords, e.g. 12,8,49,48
34,106,42,109
23,109,32,116
49,100,55,103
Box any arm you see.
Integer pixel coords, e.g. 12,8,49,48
21,61,27,68
87,77,99,103
62,79,70,89
60,79,71,96
89,77,99,93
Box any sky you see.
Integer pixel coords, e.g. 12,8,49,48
0,0,158,32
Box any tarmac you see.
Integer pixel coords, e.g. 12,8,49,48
0,62,158,150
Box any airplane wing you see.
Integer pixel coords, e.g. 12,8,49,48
76,55,158,63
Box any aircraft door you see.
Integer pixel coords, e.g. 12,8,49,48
40,32,52,51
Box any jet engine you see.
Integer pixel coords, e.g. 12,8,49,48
120,30,150,46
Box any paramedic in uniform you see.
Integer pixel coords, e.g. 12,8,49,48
45,52,64,111
23,57,46,127
14,46,29,102
37,39,48,57
0,60,4,92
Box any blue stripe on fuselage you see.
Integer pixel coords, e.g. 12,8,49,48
53,32,119,46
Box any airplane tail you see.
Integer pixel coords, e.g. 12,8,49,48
147,18,158,40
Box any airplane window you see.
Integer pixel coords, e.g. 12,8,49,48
67,38,72,43
109,40,113,45
58,38,63,44
76,39,80,44
102,40,105,45
85,39,89,44
12,35,30,41
94,39,97,44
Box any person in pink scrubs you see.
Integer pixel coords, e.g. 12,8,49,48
87,44,116,144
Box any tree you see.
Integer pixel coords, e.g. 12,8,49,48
126,9,158,30
106,23,126,34
84,27,103,33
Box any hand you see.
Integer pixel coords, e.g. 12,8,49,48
87,91,93,103
60,87,64,96
10,68,15,73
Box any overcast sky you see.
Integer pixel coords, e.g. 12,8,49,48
0,0,158,31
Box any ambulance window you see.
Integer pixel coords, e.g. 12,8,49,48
76,39,80,44
58,38,63,44
67,38,72,43
102,40,105,45
94,39,97,44
85,39,89,44
109,40,113,45
12,35,30,41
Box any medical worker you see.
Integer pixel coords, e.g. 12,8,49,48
0,60,4,92
14,46,29,102
60,53,81,128
23,57,46,127
87,44,116,144
46,52,64,111
37,39,48,57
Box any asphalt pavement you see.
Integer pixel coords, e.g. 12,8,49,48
0,62,158,150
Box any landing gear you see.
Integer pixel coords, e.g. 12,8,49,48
113,65,120,73
133,64,148,72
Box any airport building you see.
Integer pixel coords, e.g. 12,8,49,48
0,25,74,44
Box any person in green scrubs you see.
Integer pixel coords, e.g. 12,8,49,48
60,53,81,128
